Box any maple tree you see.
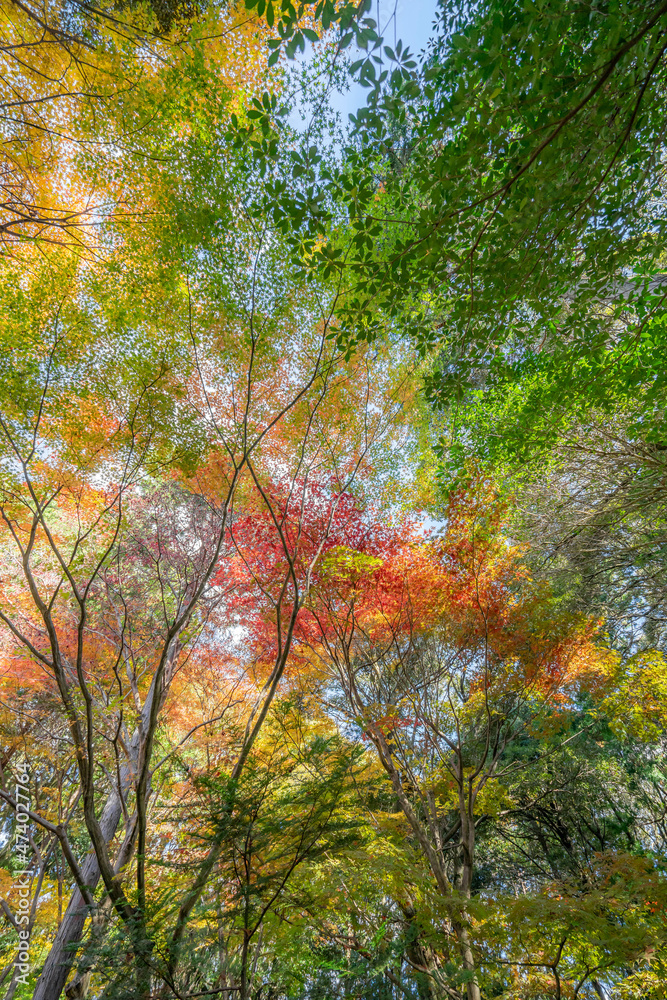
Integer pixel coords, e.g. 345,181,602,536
0,44,413,983
287,490,609,999
206,473,667,998
0,290,408,996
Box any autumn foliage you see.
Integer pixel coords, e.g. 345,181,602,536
1,1,667,998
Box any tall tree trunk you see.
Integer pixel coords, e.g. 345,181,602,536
456,924,480,1000
452,806,481,1000
403,908,436,1000
33,791,125,1000
33,651,173,1000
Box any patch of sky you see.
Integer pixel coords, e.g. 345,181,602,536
285,0,439,141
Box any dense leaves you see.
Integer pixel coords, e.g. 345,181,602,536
1,1,667,999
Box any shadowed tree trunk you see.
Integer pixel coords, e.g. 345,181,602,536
34,792,124,1000
33,660,170,1000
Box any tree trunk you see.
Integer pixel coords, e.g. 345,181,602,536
33,791,125,1000
457,924,481,1000
455,807,481,1000
33,647,175,999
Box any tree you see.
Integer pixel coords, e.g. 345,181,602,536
0,59,414,985
278,485,612,998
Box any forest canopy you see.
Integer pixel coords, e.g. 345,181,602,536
1,1,666,999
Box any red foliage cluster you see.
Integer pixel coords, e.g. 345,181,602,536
222,481,591,708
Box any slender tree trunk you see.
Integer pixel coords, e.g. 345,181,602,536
33,791,125,1000
2,957,19,1000
34,645,175,999
403,909,435,1000
456,924,480,1000
453,805,481,1000
240,930,250,1000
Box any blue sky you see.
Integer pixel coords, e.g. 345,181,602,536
369,0,439,56
330,0,440,121
286,0,440,131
